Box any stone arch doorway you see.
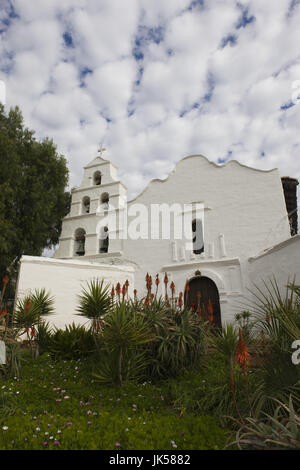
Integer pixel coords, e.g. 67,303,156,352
185,276,222,328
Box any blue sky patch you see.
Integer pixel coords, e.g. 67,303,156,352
280,101,295,110
132,25,165,62
63,31,74,48
220,34,238,48
236,4,256,29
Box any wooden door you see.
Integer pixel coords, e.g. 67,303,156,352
185,276,221,328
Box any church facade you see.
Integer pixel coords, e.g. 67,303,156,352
16,151,300,329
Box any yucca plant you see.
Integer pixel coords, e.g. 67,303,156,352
13,289,54,356
76,279,113,335
98,302,154,386
209,324,243,420
242,278,300,416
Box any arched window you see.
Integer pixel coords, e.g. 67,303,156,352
82,196,90,214
74,228,86,256
93,171,102,186
99,226,109,253
192,219,204,254
100,192,109,211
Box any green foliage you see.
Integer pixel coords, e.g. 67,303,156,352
0,104,70,282
0,355,228,450
47,323,96,360
76,279,113,331
229,396,300,450
36,321,54,356
0,340,23,379
98,302,154,386
244,278,300,416
13,289,55,332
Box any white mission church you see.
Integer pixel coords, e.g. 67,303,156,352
16,149,300,329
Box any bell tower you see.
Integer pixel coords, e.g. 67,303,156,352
54,148,127,260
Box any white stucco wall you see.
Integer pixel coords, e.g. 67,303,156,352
248,234,300,300
16,256,135,330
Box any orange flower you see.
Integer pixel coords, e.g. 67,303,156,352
178,292,183,309
111,286,115,297
164,273,168,285
25,299,31,311
125,279,129,288
122,284,127,298
134,289,137,297
116,283,121,296
235,328,250,371
170,281,175,295
3,275,9,285
144,296,150,306
155,274,160,287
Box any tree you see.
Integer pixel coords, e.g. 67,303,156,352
0,104,71,286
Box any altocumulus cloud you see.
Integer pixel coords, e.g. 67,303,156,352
0,0,300,200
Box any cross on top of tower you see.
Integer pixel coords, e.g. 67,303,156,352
98,146,106,158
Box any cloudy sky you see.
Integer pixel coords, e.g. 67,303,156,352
1,0,300,200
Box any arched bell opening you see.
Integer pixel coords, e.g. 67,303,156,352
74,228,86,256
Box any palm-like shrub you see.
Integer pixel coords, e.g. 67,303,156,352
76,279,113,334
13,289,54,332
243,278,300,416
96,302,154,386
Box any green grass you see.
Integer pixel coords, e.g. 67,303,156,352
0,353,229,450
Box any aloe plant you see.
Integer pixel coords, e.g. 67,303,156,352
228,396,300,450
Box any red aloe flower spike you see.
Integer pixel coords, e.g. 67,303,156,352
122,284,127,299
235,328,250,372
134,289,137,298
170,281,175,294
116,282,121,296
155,274,160,286
3,276,9,285
25,299,31,311
178,292,183,310
144,296,149,306
111,286,115,297
164,273,168,284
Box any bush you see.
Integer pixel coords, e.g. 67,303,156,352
46,323,96,360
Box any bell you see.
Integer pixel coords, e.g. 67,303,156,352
76,239,85,256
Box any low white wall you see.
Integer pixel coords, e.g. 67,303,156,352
16,256,135,330
248,235,300,300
